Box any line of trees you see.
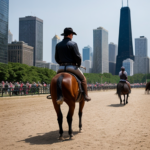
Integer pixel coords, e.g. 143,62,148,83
84,73,150,84
0,62,150,84
0,63,56,83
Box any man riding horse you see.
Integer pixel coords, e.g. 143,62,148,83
116,66,131,105
119,66,131,93
55,27,91,102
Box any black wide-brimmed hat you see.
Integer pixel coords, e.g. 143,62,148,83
61,27,77,36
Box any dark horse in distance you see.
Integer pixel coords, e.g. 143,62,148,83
145,82,150,94
50,72,85,140
117,81,130,105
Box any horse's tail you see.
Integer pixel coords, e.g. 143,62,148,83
56,74,64,105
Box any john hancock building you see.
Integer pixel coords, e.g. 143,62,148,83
115,6,134,75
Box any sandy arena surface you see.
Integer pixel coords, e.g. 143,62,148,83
0,89,150,150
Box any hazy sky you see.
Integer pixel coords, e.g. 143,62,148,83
9,0,150,62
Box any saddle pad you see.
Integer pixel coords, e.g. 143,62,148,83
66,72,83,93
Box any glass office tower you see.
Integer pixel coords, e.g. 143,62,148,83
93,27,109,73
0,0,9,64
115,7,134,75
82,46,92,61
19,16,43,66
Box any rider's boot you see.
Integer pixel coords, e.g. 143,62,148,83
81,77,91,102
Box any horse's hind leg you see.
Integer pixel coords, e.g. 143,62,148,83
53,101,63,140
126,94,129,104
79,99,85,132
66,101,75,139
124,95,126,105
119,94,122,104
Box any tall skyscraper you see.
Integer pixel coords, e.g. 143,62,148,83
134,36,150,74
115,6,134,75
0,0,9,64
93,27,109,73
123,58,134,76
82,46,92,61
19,16,43,66
109,43,117,75
52,35,60,63
8,30,13,44
135,36,148,57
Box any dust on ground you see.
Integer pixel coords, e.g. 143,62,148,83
0,89,150,150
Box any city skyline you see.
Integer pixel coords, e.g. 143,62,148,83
9,0,150,63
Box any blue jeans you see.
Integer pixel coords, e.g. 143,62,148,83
57,65,84,81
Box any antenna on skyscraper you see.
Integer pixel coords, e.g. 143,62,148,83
122,0,123,7
127,0,128,6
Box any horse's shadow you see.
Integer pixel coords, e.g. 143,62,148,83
18,130,79,145
108,104,125,107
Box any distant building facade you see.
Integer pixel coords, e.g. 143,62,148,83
82,60,92,73
19,16,43,66
134,57,150,74
8,41,33,66
135,36,148,57
109,43,117,75
8,30,13,44
51,63,59,72
123,58,134,76
115,6,134,75
134,36,150,74
82,46,92,61
35,61,50,68
0,0,9,64
52,35,60,64
93,27,109,73
90,52,93,62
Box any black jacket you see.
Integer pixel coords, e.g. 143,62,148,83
55,38,81,67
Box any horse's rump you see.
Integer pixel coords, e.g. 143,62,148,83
117,82,129,95
50,73,82,105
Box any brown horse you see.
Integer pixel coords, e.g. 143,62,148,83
117,82,130,105
50,72,85,140
145,82,150,94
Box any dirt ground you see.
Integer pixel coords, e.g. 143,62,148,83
0,89,150,150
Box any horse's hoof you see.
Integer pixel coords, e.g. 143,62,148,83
69,134,74,139
59,136,64,140
79,128,82,133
